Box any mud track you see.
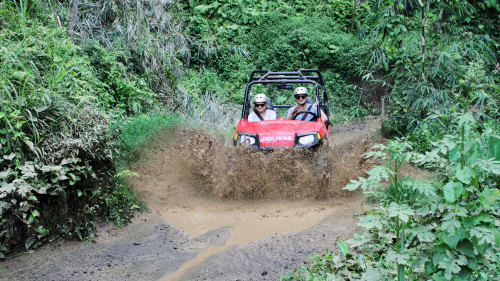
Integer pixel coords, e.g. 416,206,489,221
0,117,381,281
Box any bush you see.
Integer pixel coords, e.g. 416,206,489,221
288,117,500,279
0,3,160,258
243,16,368,75
184,15,375,121
80,41,160,114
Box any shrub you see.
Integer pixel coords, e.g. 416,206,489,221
288,117,500,279
0,4,157,257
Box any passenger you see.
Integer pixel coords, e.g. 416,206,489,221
248,93,277,122
286,87,329,125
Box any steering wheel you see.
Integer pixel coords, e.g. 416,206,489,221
292,110,319,121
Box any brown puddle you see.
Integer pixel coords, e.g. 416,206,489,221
155,194,365,281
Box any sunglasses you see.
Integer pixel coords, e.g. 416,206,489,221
254,103,266,108
295,95,308,99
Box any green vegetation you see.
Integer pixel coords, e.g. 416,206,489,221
118,112,179,155
0,0,182,258
286,115,499,280
178,0,378,120
281,1,499,280
1,1,499,280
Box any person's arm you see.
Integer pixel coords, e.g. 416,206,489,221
287,106,299,120
320,110,329,126
313,102,329,126
247,111,257,122
269,110,278,120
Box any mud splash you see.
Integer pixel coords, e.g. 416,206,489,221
173,128,374,200
127,117,381,245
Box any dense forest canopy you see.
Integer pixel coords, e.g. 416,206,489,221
1,0,498,279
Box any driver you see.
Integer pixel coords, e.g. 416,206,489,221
248,93,277,122
286,87,328,124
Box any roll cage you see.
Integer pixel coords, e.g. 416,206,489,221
241,69,331,123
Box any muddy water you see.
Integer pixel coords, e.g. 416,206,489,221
0,117,380,281
126,117,379,280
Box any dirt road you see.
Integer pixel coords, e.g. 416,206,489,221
0,117,381,281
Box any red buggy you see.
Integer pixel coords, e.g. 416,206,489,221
234,70,331,149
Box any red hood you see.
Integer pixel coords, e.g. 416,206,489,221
235,117,328,147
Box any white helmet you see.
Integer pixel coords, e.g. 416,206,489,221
253,93,268,104
294,87,308,96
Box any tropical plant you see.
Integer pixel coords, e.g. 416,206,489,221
286,112,500,280
359,0,498,137
0,1,167,258
35,0,190,97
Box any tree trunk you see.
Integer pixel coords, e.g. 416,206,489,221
350,0,356,34
419,0,429,80
67,0,79,37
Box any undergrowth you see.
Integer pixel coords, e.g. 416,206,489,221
285,115,499,280
0,1,177,258
116,111,180,163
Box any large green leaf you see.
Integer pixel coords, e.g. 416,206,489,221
457,267,472,281
387,202,414,223
408,179,437,197
412,225,436,243
461,216,478,228
386,249,410,265
438,231,460,248
477,212,495,223
425,261,435,274
449,146,460,162
358,214,384,230
470,227,496,246
488,136,500,161
432,251,447,269
456,239,475,257
437,254,467,280
455,167,475,185
443,181,464,203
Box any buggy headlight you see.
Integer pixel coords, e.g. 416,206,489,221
240,135,256,145
298,134,315,145
234,132,260,147
295,132,321,148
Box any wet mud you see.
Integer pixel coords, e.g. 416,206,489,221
175,122,376,200
0,116,382,281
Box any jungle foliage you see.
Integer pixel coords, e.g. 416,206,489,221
359,0,499,140
286,114,499,280
278,1,499,280
178,0,378,122
0,0,183,258
0,1,498,280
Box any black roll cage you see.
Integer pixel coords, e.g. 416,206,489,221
242,69,330,121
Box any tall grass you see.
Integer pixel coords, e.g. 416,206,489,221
176,88,240,130
0,1,179,258
37,0,191,97
117,112,180,157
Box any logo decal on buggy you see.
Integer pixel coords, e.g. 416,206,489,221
262,136,293,141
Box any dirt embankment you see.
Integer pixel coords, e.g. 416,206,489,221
0,117,381,281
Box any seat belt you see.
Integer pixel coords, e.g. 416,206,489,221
300,104,313,121
253,109,264,121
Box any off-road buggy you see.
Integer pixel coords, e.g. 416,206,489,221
234,69,331,150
